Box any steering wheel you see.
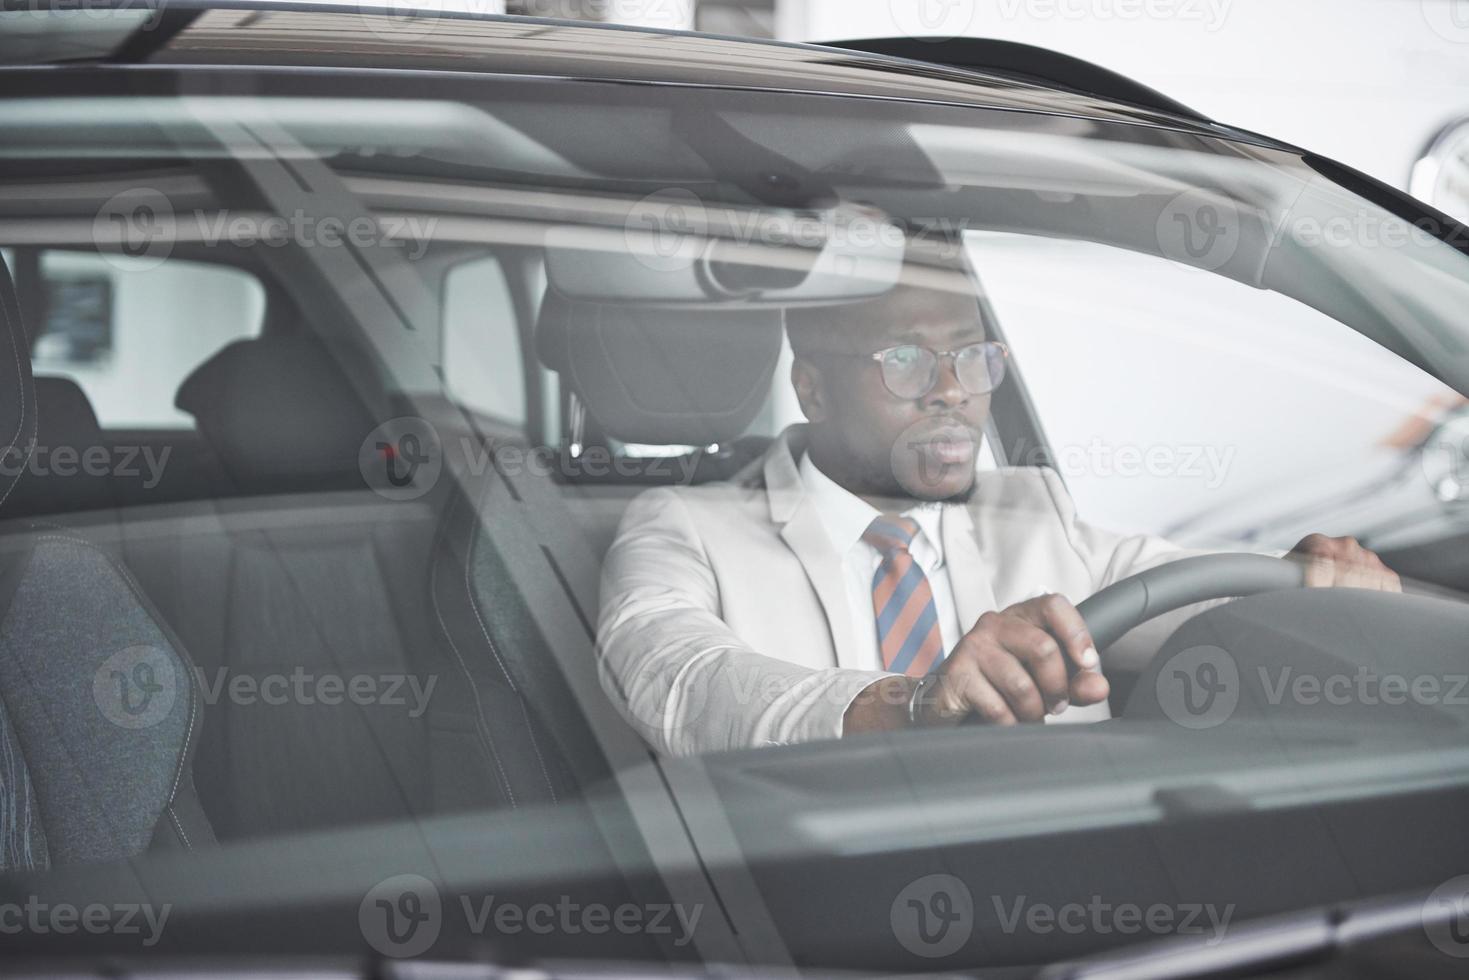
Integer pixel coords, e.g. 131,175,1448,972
1075,554,1305,652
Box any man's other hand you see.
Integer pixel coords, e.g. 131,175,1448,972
1289,533,1402,592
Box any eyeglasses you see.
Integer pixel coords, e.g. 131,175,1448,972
867,341,1009,400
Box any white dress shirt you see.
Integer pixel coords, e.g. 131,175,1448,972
799,452,962,673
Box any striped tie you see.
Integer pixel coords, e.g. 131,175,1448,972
864,515,944,677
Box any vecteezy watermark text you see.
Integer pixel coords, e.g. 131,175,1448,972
94,647,439,729
0,897,171,947
359,874,703,959
358,417,707,501
0,443,171,489
94,190,439,270
992,894,1235,944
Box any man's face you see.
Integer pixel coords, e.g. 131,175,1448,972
794,284,992,503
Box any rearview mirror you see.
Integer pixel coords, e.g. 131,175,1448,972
545,198,905,305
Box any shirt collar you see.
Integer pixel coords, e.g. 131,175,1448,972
798,451,946,565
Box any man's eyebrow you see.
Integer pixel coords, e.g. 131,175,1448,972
890,321,985,344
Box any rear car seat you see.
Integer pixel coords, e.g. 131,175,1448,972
0,253,214,873
2,377,116,518
118,331,442,839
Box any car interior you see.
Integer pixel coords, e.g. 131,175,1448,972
5,53,1469,974
4,160,1469,868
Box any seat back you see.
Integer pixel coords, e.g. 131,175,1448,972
0,253,213,873
534,289,782,562
139,332,441,838
1,377,116,518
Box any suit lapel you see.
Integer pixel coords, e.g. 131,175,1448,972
941,503,998,632
765,427,859,662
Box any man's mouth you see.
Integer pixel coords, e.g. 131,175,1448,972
909,426,978,467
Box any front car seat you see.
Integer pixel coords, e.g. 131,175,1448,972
0,253,213,872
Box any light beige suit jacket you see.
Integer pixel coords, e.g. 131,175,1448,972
597,426,1217,756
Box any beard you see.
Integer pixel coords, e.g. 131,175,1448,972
843,446,979,506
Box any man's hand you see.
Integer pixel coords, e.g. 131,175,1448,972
920,594,1109,726
1289,534,1401,592
843,594,1108,735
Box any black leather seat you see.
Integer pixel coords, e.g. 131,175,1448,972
419,290,786,790
0,254,214,873
126,330,442,838
533,288,782,560
0,377,117,518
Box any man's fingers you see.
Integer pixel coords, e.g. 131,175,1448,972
975,646,1048,722
1292,534,1402,592
1020,594,1101,675
991,616,1071,714
1301,553,1335,589
949,670,1018,726
1069,667,1110,706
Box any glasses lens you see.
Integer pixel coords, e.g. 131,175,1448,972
955,342,1007,394
879,345,936,399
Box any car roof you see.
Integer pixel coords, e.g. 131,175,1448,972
0,0,1281,146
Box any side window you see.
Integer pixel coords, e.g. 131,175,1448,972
31,250,265,428
967,231,1462,546
443,254,527,426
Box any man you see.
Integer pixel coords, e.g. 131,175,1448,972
597,249,1401,757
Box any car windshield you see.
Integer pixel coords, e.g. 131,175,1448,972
3,49,1469,975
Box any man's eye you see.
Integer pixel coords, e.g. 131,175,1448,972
889,347,922,367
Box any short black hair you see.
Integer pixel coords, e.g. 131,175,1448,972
785,238,983,358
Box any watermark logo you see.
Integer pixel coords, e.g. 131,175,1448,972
359,416,444,501
358,0,445,41
360,874,443,958
891,874,973,958
0,897,171,946
1016,438,1236,490
192,667,438,718
0,443,171,490
94,188,175,272
1156,190,1241,272
1422,0,1469,43
93,646,179,730
360,877,704,956
887,0,979,40
890,417,982,501
625,189,709,273
460,895,702,944
1424,875,1469,957
1156,645,1239,729
991,0,1232,30
1257,666,1468,709
993,894,1234,944
93,191,437,269
3,0,167,26
518,0,693,28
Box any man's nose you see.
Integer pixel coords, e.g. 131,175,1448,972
922,355,968,408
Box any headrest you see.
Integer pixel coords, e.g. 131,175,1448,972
33,377,101,440
2,378,113,518
176,334,376,494
0,254,37,512
535,290,782,447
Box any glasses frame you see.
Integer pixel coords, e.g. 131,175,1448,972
867,341,1010,399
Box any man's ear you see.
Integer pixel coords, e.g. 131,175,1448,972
790,355,827,424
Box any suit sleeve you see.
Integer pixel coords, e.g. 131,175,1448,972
597,486,889,757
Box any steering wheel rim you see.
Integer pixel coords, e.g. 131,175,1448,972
1076,554,1304,651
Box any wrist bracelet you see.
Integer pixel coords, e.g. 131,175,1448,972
907,674,940,726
